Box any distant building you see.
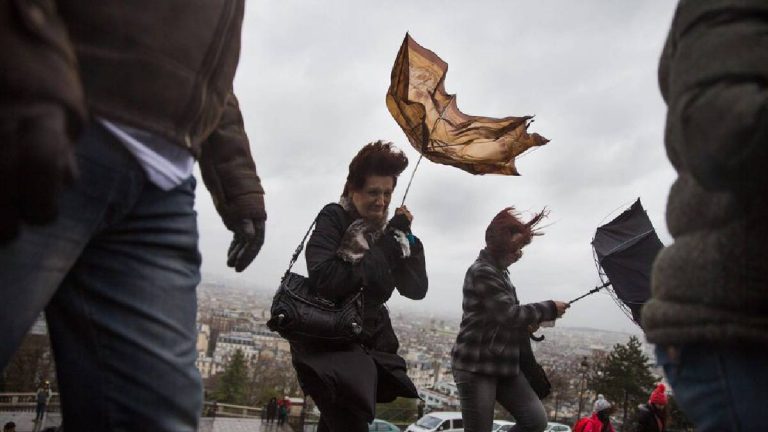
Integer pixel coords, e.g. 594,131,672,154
417,382,460,411
195,353,217,378
196,323,210,355
211,331,290,373
30,314,48,336
214,331,261,366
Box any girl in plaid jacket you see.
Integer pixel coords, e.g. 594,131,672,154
451,208,569,432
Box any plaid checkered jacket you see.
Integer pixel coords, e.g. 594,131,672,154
451,249,556,376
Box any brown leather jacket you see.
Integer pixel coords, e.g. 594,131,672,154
0,0,264,224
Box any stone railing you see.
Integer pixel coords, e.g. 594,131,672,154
0,392,61,412
201,401,262,418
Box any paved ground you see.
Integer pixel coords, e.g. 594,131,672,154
202,418,293,432
0,412,62,432
0,412,294,432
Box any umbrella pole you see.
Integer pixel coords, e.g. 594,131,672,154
400,153,424,207
568,281,612,305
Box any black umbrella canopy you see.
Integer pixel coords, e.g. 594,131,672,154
591,199,663,327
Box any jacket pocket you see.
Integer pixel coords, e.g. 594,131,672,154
487,326,505,355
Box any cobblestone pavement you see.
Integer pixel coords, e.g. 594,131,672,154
0,413,292,432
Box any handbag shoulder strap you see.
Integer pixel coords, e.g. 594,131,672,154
284,204,365,297
284,219,317,278
286,203,348,276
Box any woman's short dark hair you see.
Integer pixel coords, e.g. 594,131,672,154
342,140,409,196
485,207,548,258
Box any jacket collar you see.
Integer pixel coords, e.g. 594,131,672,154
478,248,508,273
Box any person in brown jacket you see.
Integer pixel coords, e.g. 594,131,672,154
0,1,265,431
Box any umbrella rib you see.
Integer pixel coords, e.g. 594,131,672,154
598,229,655,259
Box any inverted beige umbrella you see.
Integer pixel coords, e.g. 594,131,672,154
386,33,549,180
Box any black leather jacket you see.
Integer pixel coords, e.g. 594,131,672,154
305,203,427,352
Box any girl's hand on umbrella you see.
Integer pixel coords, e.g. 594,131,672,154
553,301,570,318
528,323,540,333
395,205,413,222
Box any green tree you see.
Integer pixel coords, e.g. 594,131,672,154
544,360,578,422
1,333,56,392
588,336,656,425
214,349,250,405
376,397,417,424
247,355,300,405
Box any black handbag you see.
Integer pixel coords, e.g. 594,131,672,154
519,335,551,399
267,219,365,344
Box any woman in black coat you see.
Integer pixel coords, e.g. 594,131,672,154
451,208,569,432
290,141,428,432
633,384,668,432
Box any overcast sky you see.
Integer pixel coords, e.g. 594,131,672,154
195,1,679,335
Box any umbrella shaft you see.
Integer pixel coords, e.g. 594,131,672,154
400,153,424,206
568,281,612,305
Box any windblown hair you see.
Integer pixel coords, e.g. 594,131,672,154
485,207,548,258
342,140,409,196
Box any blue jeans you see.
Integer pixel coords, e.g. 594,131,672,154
0,124,202,431
454,369,548,432
656,344,768,431
35,401,46,420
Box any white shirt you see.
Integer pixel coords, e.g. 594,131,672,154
99,118,195,191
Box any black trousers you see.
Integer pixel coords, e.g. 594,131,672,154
315,399,369,432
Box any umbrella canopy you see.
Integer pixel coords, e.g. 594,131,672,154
591,199,663,327
385,33,549,175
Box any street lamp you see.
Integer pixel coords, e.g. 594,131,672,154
577,357,589,419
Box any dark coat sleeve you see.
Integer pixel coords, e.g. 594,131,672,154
472,265,556,326
632,406,656,432
305,204,428,302
662,0,768,194
0,0,87,138
392,237,428,300
200,92,266,228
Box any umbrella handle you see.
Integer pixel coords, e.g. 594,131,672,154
568,281,612,305
400,153,424,207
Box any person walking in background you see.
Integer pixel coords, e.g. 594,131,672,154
277,398,289,426
3,422,15,432
289,141,428,432
451,207,569,432
34,381,52,423
266,397,278,423
574,395,615,432
642,1,768,431
633,384,667,432
0,1,266,430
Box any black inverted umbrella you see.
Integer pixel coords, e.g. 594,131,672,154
590,198,663,327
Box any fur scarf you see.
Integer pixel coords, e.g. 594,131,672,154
337,197,410,264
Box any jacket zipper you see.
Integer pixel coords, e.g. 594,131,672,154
181,0,238,148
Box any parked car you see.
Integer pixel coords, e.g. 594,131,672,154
406,411,464,432
545,421,572,432
492,419,516,431
369,418,402,432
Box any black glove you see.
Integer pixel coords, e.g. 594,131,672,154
226,218,265,272
387,213,411,233
0,106,77,243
